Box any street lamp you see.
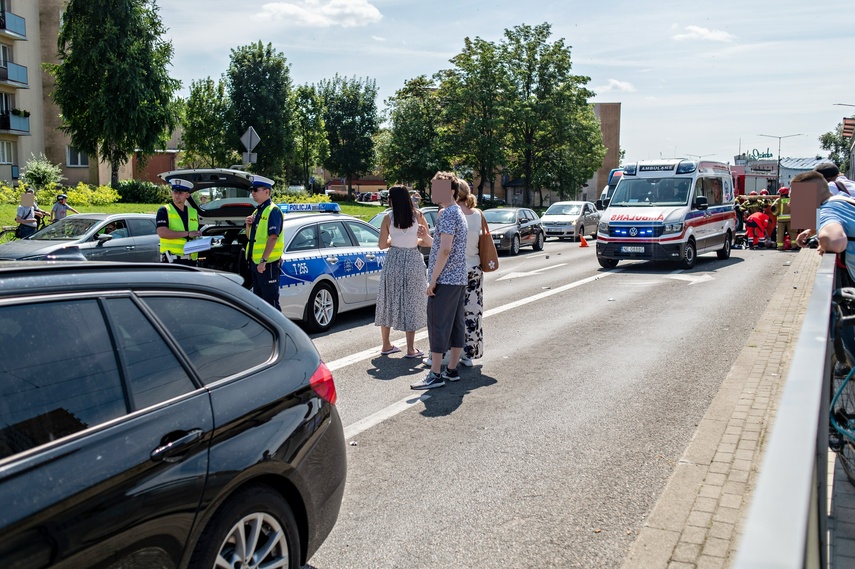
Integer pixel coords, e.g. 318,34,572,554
757,133,804,192
686,153,713,161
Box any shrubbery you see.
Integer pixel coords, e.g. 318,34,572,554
0,181,120,207
117,179,169,203
272,189,330,204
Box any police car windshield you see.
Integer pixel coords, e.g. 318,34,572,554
31,217,100,240
609,178,691,207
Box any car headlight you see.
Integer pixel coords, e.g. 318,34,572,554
598,220,609,233
663,222,683,234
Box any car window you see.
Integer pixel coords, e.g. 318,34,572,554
318,221,352,248
422,211,437,229
345,220,379,247
97,220,129,239
288,224,319,252
0,300,126,459
143,297,275,383
128,218,156,237
104,298,196,410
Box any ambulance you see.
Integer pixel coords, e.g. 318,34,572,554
595,159,736,269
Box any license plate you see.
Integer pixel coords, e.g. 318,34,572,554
621,246,644,253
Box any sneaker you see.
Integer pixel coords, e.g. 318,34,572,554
459,355,474,367
411,371,446,390
441,368,460,382
423,353,450,367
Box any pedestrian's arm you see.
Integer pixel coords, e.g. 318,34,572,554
157,226,201,239
416,211,433,247
378,216,391,250
819,221,847,254
427,233,452,295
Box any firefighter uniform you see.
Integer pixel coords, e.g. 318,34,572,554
745,211,772,249
772,187,793,250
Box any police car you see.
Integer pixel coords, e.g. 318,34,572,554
159,168,387,332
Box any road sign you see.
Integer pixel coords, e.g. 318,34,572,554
241,152,257,164
240,127,260,152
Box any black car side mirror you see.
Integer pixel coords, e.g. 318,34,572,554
95,233,113,244
694,196,709,211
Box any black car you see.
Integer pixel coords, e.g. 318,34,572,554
0,262,346,569
482,207,545,255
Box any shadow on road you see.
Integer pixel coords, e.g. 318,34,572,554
419,368,498,417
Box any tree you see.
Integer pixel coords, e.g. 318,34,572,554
500,22,595,206
226,42,294,178
319,75,380,197
49,0,180,187
291,84,328,192
380,76,449,192
181,77,236,168
439,37,507,201
820,120,852,174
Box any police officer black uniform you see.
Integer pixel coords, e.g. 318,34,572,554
245,177,285,309
156,178,201,266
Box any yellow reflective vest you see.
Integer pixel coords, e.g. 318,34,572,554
246,203,285,263
160,203,199,258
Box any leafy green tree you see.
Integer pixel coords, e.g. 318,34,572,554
291,84,329,192
181,77,236,168
319,75,380,197
22,154,65,190
226,42,293,178
380,76,449,192
500,22,595,206
820,120,852,174
439,37,507,201
49,0,180,187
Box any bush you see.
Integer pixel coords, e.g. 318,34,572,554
272,191,330,204
21,154,65,190
117,179,169,203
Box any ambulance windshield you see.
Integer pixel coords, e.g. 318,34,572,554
609,178,692,207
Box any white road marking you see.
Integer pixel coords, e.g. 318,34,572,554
496,263,568,281
344,394,431,439
665,273,714,285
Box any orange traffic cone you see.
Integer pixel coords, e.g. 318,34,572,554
579,235,589,247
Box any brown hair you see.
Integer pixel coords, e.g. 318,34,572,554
456,177,476,208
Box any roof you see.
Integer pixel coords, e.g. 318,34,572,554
844,117,855,138
779,157,833,170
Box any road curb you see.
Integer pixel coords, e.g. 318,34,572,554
621,249,821,569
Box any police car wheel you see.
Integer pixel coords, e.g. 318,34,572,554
306,282,338,332
680,239,697,270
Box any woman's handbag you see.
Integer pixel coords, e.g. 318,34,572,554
479,211,499,272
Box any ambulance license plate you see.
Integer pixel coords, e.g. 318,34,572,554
621,246,644,253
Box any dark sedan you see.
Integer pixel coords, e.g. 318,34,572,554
483,207,545,255
0,213,159,262
0,262,346,569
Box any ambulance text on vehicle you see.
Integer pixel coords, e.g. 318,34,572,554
595,159,736,269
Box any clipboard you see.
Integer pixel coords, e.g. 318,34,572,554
183,237,213,254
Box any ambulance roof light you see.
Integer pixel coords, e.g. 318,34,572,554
623,164,637,176
676,161,697,174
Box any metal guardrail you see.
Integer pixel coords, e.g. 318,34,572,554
734,253,836,568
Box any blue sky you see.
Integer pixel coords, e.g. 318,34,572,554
159,0,855,166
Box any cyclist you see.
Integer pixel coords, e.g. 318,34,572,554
50,194,79,223
15,188,39,238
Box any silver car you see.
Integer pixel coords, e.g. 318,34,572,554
541,201,601,241
0,213,159,262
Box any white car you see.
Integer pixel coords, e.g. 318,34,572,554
540,200,601,241
159,168,387,332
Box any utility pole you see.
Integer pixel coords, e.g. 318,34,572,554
758,133,803,192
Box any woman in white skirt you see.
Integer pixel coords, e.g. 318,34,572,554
375,186,433,358
455,179,484,366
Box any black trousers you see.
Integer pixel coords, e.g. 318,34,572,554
250,260,281,310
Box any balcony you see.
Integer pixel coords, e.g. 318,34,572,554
0,112,29,134
0,61,27,87
0,11,26,40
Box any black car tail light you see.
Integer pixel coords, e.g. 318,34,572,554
310,362,337,405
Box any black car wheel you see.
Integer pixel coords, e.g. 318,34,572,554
510,234,521,256
577,226,585,242
717,231,732,260
306,282,338,332
189,485,301,569
680,238,697,270
598,256,619,269
532,231,545,251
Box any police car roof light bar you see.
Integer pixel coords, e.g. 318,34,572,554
278,202,342,214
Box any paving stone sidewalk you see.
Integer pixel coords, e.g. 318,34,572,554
621,248,820,569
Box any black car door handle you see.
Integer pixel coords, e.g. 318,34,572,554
150,429,203,463
125,246,134,250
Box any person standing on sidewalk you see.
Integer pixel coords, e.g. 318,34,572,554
245,176,284,309
156,179,201,266
456,178,484,367
411,172,468,390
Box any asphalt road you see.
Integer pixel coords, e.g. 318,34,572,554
304,238,792,568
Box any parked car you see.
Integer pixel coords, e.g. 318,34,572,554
368,205,439,262
379,189,389,205
0,261,346,569
540,200,601,241
479,193,507,207
0,213,159,262
159,168,388,332
482,207,545,255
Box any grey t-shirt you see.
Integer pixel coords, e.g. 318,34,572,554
51,202,71,220
17,204,36,227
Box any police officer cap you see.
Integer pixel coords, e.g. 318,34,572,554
170,178,194,192
250,175,274,189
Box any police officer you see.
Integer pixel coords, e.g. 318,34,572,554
772,186,793,250
245,177,285,309
156,178,201,266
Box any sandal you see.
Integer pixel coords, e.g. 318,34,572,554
404,349,425,359
380,346,401,355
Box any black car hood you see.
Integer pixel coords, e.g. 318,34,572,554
486,222,518,234
0,238,81,260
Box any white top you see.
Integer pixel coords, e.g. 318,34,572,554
464,210,481,268
388,211,419,248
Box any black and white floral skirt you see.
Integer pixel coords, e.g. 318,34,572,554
463,265,484,359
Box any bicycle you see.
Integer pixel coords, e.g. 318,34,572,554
0,213,50,243
829,287,855,484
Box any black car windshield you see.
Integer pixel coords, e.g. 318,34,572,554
483,210,516,224
545,204,582,215
31,217,100,240
609,178,692,207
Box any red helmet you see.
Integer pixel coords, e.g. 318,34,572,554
778,186,789,196
760,189,769,195
749,191,758,196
